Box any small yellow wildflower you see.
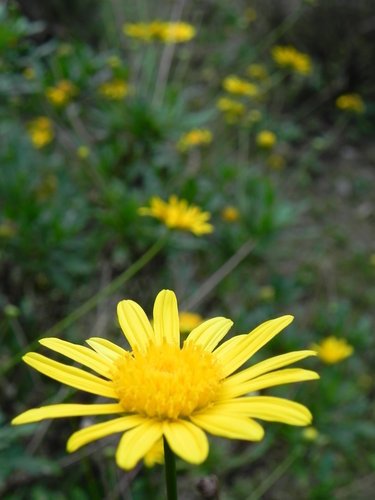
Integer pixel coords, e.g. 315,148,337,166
335,94,365,114
123,21,195,43
223,76,259,97
27,117,54,149
221,206,240,222
13,289,319,470
180,312,204,334
267,154,285,170
177,129,212,152
247,64,268,81
139,195,213,236
46,80,77,107
159,22,196,43
302,426,319,441
217,97,245,123
99,79,129,100
77,146,90,159
0,220,17,238
272,45,312,75
256,130,277,149
311,336,353,364
23,67,36,80
259,286,275,301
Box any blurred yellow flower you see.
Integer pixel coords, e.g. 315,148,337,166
256,130,277,149
259,286,275,301
77,146,90,159
311,336,353,364
144,439,164,467
177,129,212,151
13,289,318,470
99,79,129,100
23,67,36,80
223,76,259,97
221,206,240,222
46,80,77,107
217,97,245,123
335,93,365,114
123,21,195,43
27,117,54,149
271,45,312,75
180,312,204,334
139,195,214,235
302,426,319,441
0,220,17,238
247,64,268,81
267,154,285,170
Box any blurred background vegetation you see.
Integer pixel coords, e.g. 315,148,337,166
1,0,374,498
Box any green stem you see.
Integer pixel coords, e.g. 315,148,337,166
163,437,178,500
2,234,167,375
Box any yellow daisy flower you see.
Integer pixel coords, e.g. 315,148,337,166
99,79,129,100
256,130,277,149
123,21,195,44
223,76,259,97
271,45,312,75
221,206,240,222
335,93,365,114
311,336,353,364
138,195,214,235
27,117,54,149
13,290,318,470
45,80,77,107
177,129,213,152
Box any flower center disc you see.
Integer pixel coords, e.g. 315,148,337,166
112,343,222,419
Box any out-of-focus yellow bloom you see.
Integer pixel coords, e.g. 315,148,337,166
0,220,17,238
27,117,54,149
302,426,319,441
77,146,90,159
107,55,122,68
99,79,129,100
335,93,365,114
271,45,312,75
23,67,36,80
311,336,353,364
177,129,212,151
221,206,240,222
180,312,204,334
223,76,259,97
35,174,58,201
247,64,268,81
217,97,245,124
144,439,164,467
123,21,195,43
267,154,285,170
139,195,214,235
259,286,275,301
256,130,277,149
46,80,77,107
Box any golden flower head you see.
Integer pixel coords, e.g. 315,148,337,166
302,426,319,441
223,76,259,97
138,195,214,235
177,129,213,152
99,79,129,100
311,336,353,364
221,206,240,222
27,117,54,149
46,80,77,106
77,146,90,159
180,311,204,334
13,290,319,470
271,45,312,75
123,21,195,44
256,130,277,149
247,64,268,81
335,93,365,114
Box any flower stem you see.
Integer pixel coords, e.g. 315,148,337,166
163,437,178,500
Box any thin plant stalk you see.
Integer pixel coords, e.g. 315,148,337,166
163,437,178,500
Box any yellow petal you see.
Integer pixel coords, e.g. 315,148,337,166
214,316,294,377
39,338,110,377
153,290,180,346
67,415,145,452
163,420,208,464
213,396,313,425
190,412,264,441
224,350,317,388
117,299,154,352
221,368,319,398
185,317,233,352
23,353,116,398
86,338,126,361
12,403,123,425
116,420,163,470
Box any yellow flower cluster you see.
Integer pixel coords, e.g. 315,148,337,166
271,45,312,75
99,79,129,100
123,21,195,43
311,336,353,364
27,117,54,149
256,130,277,149
335,93,365,114
46,80,77,106
223,76,259,97
177,129,212,151
139,195,213,235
